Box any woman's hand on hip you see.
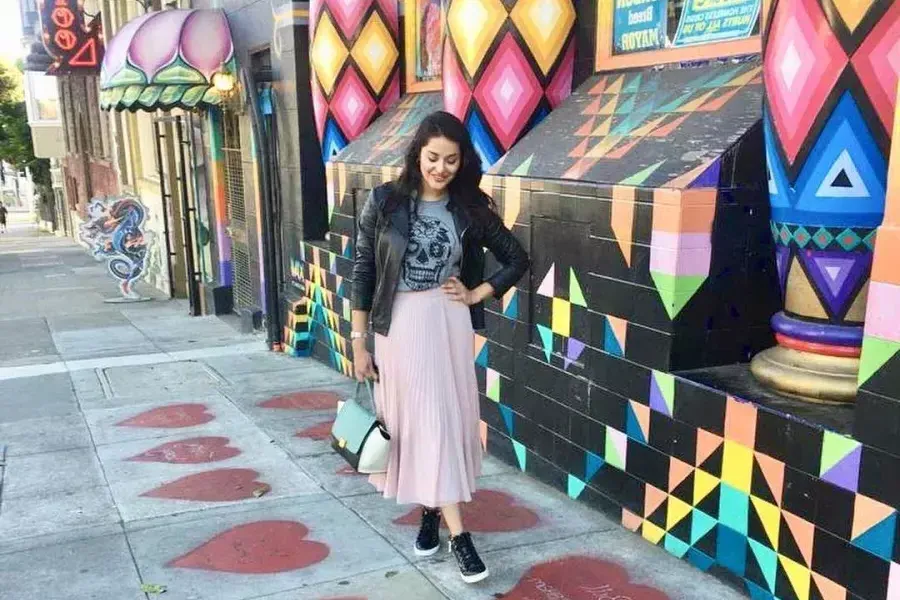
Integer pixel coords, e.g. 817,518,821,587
441,277,475,305
352,340,379,382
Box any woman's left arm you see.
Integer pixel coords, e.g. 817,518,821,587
480,207,530,299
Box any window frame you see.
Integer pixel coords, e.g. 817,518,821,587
595,0,771,72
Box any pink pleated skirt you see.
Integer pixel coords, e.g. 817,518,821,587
368,286,483,507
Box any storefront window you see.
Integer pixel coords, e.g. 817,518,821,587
599,0,768,72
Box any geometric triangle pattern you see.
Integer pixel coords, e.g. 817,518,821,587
444,0,575,168
310,0,400,162
797,249,872,321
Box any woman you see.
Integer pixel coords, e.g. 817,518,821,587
351,111,529,583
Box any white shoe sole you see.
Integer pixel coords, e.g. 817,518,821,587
414,543,440,557
460,568,489,584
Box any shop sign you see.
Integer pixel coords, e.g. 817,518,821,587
39,0,105,75
613,0,667,55
673,0,761,47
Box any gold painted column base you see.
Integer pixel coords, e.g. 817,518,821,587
750,346,858,404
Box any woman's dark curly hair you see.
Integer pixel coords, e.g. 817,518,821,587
384,110,495,214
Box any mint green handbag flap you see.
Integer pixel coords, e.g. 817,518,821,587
331,397,377,454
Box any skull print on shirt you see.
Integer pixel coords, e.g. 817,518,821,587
402,214,454,290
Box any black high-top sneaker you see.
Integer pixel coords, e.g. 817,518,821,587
449,531,489,583
414,507,442,556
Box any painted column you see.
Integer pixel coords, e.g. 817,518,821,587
752,0,900,402
309,0,401,162
442,0,576,169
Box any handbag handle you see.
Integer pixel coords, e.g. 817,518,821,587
355,379,376,413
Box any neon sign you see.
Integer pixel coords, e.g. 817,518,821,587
39,0,105,74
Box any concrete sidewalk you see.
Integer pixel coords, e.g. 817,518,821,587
0,224,748,599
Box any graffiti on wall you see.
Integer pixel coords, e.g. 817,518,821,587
79,196,153,299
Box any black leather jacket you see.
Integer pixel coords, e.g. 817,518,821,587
352,182,529,335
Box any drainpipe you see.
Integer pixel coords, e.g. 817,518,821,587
241,68,282,351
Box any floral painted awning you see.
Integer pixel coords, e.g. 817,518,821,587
99,9,236,112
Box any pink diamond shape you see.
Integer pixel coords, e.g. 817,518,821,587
379,71,400,113
376,0,399,36
546,40,574,109
763,0,846,166
443,41,472,122
473,33,543,151
851,0,900,135
326,0,366,39
312,75,328,141
330,66,378,140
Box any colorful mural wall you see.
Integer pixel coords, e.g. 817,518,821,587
309,0,401,161
442,0,576,168
752,0,900,403
289,1,900,599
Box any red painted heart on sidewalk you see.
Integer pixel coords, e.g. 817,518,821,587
126,437,241,463
116,403,214,428
503,555,670,600
393,489,539,532
168,520,330,573
295,420,335,441
140,468,268,502
260,391,340,410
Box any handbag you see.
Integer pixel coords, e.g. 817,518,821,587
330,380,390,474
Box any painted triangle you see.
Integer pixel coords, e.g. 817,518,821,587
858,336,900,385
575,117,596,136
512,440,527,471
646,497,669,529
567,474,587,499
700,444,724,478
811,572,847,600
696,483,721,519
852,494,896,540
642,520,666,545
690,508,717,544
746,581,777,600
664,534,691,558
687,548,715,571
778,555,811,600
585,451,604,481
650,272,707,319
782,512,815,566
644,484,667,518
604,319,624,356
564,338,586,370
671,471,695,504
620,160,666,186
536,324,553,362
851,513,895,560
511,155,533,176
669,457,693,492
751,454,784,506
751,496,782,549
537,263,555,297
569,268,587,306
693,469,719,505
799,250,871,318
650,370,675,415
696,429,724,467
498,404,514,436
668,508,693,542
748,538,779,593
816,149,870,198
775,246,790,294
667,496,693,531
821,446,861,492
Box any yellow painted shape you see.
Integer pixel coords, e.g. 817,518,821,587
693,469,719,505
722,440,754,494
642,520,666,545
779,555,811,600
751,496,781,549
504,176,522,228
310,12,349,96
447,0,508,79
509,0,575,76
552,297,571,336
666,496,692,530
350,12,399,94
830,0,876,32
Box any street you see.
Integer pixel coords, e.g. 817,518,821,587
0,221,748,599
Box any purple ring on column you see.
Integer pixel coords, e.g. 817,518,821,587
771,312,863,347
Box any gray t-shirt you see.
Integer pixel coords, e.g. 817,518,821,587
397,196,462,292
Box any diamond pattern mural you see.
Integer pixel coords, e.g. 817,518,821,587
310,0,400,162
443,0,575,169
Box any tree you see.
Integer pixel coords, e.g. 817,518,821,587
0,60,51,186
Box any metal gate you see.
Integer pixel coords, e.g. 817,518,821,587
220,111,255,310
